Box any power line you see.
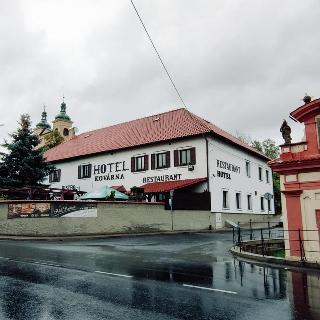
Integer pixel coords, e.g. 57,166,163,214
130,0,187,108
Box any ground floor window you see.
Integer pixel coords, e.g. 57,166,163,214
267,199,271,212
260,197,265,211
236,192,241,210
49,169,61,183
222,190,229,209
247,194,252,211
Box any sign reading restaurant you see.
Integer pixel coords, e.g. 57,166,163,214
216,159,241,180
142,174,182,184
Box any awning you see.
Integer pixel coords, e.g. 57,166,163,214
141,178,207,193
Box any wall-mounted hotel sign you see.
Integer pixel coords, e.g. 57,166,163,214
216,159,241,180
93,161,129,181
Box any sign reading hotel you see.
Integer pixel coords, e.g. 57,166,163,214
8,202,97,219
216,159,240,180
93,161,129,181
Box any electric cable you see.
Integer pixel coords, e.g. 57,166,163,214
130,0,187,108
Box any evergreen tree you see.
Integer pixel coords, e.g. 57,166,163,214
0,114,52,187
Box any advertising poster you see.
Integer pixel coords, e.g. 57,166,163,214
8,203,51,219
51,202,97,218
8,202,97,218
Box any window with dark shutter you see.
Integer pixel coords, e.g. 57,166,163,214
176,148,195,166
78,164,92,179
151,154,155,170
144,155,149,171
166,151,170,167
131,157,136,172
132,155,148,172
174,150,179,167
190,147,196,165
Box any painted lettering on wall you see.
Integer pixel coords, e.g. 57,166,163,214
95,173,125,181
217,170,231,179
143,174,182,184
216,160,240,173
94,161,128,181
93,161,129,175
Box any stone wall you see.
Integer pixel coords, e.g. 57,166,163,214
0,201,212,237
0,201,282,237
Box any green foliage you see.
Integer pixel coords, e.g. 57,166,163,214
107,190,115,201
261,139,280,160
251,140,263,153
0,114,53,187
41,130,64,152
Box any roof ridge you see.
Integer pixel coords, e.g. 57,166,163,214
78,107,187,137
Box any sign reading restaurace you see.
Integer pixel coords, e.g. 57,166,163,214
143,174,182,184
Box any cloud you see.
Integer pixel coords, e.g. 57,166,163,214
0,0,319,148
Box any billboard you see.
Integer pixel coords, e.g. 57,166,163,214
7,202,97,219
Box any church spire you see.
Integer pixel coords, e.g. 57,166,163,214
55,96,71,121
36,105,51,129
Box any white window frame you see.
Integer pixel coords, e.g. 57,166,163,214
247,194,252,211
266,170,270,183
259,166,263,181
260,196,265,211
245,160,251,178
156,152,167,169
222,189,229,210
235,192,242,210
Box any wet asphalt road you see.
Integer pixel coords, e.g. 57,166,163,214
0,232,319,320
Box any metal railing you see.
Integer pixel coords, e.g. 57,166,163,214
232,222,320,263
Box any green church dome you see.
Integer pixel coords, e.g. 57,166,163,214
36,107,51,130
55,101,71,121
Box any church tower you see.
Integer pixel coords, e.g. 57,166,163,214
52,98,75,141
34,106,52,148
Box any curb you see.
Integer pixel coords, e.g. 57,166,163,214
230,245,320,271
0,228,232,241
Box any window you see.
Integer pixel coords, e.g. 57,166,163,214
236,192,241,210
259,167,263,181
131,155,148,172
151,151,170,169
267,199,271,212
49,169,61,183
246,160,251,177
63,128,69,136
78,164,92,179
247,194,252,211
222,190,229,209
174,147,196,166
260,197,265,211
266,170,270,183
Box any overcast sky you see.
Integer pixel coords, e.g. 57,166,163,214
1,0,319,148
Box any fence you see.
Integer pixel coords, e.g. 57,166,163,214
232,221,320,262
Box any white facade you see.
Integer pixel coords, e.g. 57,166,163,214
47,135,274,215
208,137,274,215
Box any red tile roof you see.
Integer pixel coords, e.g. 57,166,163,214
141,178,207,193
44,108,268,162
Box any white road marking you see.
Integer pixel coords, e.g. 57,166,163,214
182,284,237,295
94,270,133,278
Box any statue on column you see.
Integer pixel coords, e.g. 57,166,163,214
280,120,292,144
